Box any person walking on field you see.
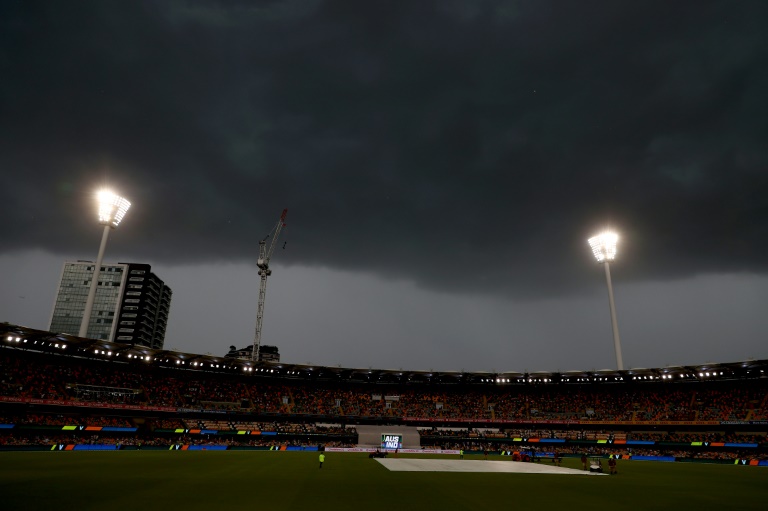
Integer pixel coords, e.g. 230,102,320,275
319,453,325,469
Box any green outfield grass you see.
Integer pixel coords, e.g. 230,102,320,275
0,452,765,511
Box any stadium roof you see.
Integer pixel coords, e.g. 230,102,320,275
2,323,766,385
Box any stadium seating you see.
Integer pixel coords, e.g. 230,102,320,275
1,346,766,461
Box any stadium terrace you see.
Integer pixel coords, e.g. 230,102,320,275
1,322,767,465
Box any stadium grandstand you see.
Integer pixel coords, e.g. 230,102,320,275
1,322,766,464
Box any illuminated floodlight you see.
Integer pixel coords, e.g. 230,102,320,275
588,231,618,262
79,189,132,338
588,229,624,371
97,190,131,228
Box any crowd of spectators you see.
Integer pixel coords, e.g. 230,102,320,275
417,427,766,444
178,419,356,435
0,432,187,447
151,418,185,429
5,349,767,462
2,351,768,424
0,413,132,427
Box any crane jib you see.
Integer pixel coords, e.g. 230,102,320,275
252,209,288,362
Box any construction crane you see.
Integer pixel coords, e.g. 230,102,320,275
252,208,288,361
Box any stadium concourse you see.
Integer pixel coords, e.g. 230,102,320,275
1,323,767,466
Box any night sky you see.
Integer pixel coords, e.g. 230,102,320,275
1,1,766,372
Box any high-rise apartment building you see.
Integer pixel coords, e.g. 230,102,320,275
49,261,172,349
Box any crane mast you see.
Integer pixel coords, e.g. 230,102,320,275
252,209,287,361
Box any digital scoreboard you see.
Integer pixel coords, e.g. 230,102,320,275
381,434,403,449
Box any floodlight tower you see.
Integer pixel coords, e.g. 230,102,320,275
78,190,131,338
252,209,288,361
588,231,624,370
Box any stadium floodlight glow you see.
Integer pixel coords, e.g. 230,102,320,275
588,230,624,371
588,231,618,262
97,190,131,228
79,189,132,338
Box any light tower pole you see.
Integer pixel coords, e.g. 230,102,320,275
78,190,131,338
588,231,624,370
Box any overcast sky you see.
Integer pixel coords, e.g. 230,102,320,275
1,1,766,372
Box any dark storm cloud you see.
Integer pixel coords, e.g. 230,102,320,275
1,0,766,298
